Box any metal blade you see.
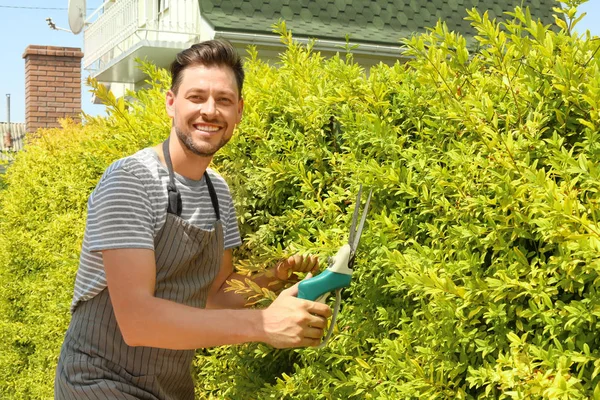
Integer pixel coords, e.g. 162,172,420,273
348,184,363,248
351,189,372,252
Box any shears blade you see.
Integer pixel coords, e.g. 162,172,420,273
348,185,373,254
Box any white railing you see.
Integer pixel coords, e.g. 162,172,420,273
83,0,138,70
83,0,201,72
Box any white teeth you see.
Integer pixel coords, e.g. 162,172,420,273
194,125,220,132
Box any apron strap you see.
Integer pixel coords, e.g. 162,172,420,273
162,137,221,221
162,138,183,216
204,172,221,221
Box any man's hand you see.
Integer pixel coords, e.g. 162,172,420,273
275,254,319,282
261,276,332,348
208,252,321,309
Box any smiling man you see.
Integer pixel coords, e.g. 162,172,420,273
54,40,331,400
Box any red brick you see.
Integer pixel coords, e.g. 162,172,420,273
39,116,58,122
42,60,65,67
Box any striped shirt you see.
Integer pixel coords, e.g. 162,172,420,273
70,148,242,313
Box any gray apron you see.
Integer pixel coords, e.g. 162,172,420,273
55,139,224,399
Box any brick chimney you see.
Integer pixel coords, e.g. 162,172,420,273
22,45,84,133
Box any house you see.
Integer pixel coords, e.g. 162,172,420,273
0,122,26,172
83,0,556,99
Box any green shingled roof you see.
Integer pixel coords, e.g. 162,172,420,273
200,0,556,46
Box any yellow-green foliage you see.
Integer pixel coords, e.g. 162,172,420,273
0,64,170,399
0,122,93,399
2,1,600,398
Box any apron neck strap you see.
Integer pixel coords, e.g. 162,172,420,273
162,138,182,216
162,137,221,220
203,172,221,221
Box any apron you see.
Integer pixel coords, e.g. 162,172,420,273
55,138,224,400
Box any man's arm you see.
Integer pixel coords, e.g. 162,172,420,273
205,250,319,309
103,248,331,350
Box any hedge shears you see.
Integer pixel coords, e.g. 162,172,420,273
298,186,372,348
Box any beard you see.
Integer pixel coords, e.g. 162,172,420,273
174,124,230,157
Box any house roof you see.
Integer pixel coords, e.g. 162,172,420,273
200,0,556,46
0,122,26,164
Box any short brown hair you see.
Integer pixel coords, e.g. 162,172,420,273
170,39,244,96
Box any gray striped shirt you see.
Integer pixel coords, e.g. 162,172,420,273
71,148,241,313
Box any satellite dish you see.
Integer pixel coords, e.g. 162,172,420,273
68,0,86,35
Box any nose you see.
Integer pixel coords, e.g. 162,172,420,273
201,97,217,119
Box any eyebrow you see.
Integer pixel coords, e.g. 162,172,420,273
184,88,236,98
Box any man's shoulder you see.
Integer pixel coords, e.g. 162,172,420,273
102,148,161,183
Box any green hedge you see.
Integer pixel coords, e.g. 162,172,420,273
2,2,600,398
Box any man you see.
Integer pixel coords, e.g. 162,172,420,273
55,39,331,400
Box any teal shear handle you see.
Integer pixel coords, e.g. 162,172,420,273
297,270,351,301
298,244,353,301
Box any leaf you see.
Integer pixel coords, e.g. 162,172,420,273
355,357,371,369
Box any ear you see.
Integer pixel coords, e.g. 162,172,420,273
236,98,244,124
166,90,176,118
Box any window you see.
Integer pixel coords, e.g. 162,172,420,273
158,0,169,13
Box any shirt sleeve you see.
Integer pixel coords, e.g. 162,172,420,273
86,163,155,252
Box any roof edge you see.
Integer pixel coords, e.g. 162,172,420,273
215,31,403,58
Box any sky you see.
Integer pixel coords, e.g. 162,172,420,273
0,0,105,122
0,0,599,123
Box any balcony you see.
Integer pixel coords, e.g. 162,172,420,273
84,0,207,85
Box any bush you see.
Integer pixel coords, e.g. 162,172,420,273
1,1,600,398
0,66,170,398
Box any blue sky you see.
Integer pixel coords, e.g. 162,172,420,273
0,0,599,123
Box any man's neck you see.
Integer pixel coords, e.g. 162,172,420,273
153,134,213,181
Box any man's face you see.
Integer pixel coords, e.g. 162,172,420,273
166,64,243,157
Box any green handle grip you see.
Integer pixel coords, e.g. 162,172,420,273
297,270,352,301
